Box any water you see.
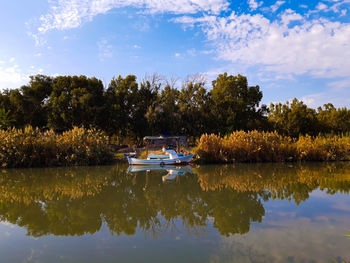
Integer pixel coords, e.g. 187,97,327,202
0,163,349,262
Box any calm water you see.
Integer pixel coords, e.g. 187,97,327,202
0,163,349,263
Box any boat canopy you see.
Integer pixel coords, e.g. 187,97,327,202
143,136,186,153
143,136,181,140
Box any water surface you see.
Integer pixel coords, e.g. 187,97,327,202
0,163,349,262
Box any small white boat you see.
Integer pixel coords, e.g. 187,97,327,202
127,149,194,165
127,165,194,181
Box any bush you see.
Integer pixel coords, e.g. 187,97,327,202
194,131,350,163
296,135,350,161
0,126,113,168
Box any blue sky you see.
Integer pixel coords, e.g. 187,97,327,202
0,0,349,107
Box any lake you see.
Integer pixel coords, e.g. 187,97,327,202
0,163,349,262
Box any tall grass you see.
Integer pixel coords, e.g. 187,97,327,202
0,126,113,168
194,131,350,163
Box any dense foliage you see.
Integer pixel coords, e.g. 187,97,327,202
195,131,350,163
0,73,349,142
0,126,113,168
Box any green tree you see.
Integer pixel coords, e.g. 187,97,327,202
269,98,318,137
211,73,263,133
20,75,53,127
48,75,105,130
178,79,213,136
146,85,181,135
104,75,139,136
129,78,159,140
317,103,350,134
0,108,14,129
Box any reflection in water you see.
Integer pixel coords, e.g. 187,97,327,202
0,163,349,239
127,165,194,181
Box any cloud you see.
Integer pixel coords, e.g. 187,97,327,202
340,9,347,16
300,77,350,107
270,1,285,12
0,61,31,90
0,64,24,86
0,58,47,90
316,2,328,11
175,9,350,80
98,39,114,61
248,0,263,11
36,0,229,34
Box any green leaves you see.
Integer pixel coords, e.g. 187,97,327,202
0,108,14,129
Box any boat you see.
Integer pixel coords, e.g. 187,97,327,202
126,149,194,165
127,165,194,181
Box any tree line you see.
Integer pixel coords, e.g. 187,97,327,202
0,73,349,141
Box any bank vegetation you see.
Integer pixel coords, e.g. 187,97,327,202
0,126,113,168
195,131,350,163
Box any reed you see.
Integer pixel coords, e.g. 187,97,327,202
0,126,113,168
194,131,350,163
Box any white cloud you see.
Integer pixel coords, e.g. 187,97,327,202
270,1,285,12
36,0,229,34
174,53,181,57
98,39,114,61
248,0,263,11
301,88,350,108
329,0,350,13
316,2,328,10
0,65,23,85
133,44,141,49
0,60,28,89
0,58,47,90
175,10,350,79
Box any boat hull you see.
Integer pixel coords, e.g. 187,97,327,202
127,154,194,165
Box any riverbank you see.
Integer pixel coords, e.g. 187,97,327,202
0,127,113,168
1,128,349,168
194,131,350,163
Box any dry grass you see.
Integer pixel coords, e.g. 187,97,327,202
194,131,350,163
0,126,113,168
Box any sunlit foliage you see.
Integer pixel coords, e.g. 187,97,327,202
195,131,350,163
0,126,113,167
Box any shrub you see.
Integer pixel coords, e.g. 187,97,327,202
0,126,113,168
296,135,350,161
195,131,350,163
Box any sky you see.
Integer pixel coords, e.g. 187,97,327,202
0,0,349,108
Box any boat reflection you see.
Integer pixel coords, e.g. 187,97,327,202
128,165,194,182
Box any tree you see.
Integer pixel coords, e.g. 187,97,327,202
48,75,105,130
178,77,213,136
317,103,350,134
0,108,14,129
20,75,53,127
104,75,139,136
146,85,181,135
211,73,263,133
269,98,318,137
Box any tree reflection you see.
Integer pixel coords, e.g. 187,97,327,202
0,162,349,237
